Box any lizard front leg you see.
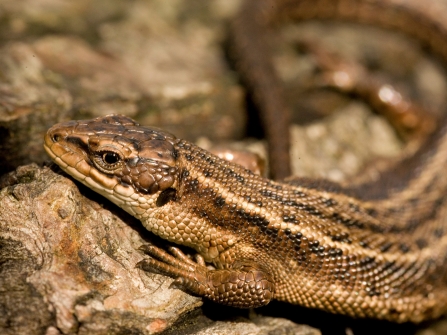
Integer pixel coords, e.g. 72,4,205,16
137,243,275,308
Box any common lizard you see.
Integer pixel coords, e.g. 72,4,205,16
43,0,447,323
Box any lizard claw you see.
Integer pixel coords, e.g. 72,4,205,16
137,243,275,308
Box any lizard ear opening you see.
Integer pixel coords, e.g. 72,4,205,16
156,188,177,207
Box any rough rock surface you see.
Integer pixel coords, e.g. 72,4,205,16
0,164,202,334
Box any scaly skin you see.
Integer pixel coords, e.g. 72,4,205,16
44,112,447,323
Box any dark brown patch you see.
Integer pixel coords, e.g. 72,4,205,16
156,188,177,207
434,228,444,238
399,243,410,253
416,238,428,249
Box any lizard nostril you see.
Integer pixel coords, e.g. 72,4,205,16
51,133,62,143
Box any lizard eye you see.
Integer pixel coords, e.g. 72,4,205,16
93,150,124,171
102,152,120,165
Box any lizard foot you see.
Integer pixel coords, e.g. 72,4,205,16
136,243,275,308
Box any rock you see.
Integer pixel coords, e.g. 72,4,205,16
194,315,320,335
0,164,202,335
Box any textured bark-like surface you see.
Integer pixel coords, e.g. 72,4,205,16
191,316,321,335
0,164,202,335
0,237,55,334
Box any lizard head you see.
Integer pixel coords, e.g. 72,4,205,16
44,114,180,218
